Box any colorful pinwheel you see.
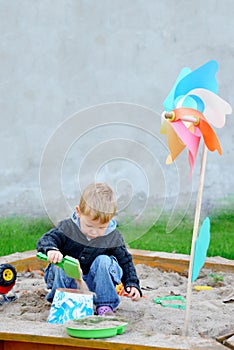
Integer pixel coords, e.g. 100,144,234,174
161,60,232,336
161,60,232,174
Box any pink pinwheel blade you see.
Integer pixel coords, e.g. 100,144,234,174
172,108,222,156
171,121,201,173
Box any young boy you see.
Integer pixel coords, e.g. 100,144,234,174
37,182,142,315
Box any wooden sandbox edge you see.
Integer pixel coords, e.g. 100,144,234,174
0,248,233,274
129,248,234,274
0,320,227,350
217,331,234,349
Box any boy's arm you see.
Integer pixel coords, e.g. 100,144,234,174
113,245,142,297
36,227,66,255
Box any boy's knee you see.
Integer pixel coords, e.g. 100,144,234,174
92,255,122,284
94,255,112,268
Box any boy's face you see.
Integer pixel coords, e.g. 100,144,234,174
76,206,109,240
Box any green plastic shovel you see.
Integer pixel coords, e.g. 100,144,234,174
36,252,80,280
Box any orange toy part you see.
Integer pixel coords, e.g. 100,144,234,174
172,108,222,154
116,282,125,296
116,282,146,298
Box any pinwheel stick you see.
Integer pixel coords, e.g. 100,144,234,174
183,143,208,336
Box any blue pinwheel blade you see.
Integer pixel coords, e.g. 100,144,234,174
163,60,219,113
163,67,191,111
192,217,211,282
174,60,219,100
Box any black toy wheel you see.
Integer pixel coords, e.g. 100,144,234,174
0,264,17,287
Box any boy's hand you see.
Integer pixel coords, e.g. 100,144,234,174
47,250,63,264
125,286,141,301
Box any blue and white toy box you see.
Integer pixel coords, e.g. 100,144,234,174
47,288,93,324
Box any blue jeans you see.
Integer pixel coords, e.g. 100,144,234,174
44,255,123,310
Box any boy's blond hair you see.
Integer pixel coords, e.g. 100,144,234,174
79,183,117,224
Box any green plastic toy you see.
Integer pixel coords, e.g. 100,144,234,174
153,296,186,310
36,252,80,280
65,317,128,339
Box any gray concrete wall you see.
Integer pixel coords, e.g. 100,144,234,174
0,0,233,226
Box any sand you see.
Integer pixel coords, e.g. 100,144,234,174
0,264,233,340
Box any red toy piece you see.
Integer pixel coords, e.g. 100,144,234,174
0,264,17,304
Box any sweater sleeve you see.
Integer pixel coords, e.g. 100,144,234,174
36,226,67,255
112,245,142,297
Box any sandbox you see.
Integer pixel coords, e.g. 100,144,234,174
0,249,233,350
